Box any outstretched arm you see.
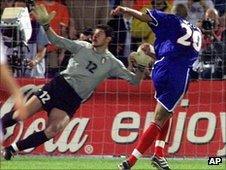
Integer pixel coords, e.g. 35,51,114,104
111,6,151,23
45,27,76,51
109,59,145,85
32,5,83,53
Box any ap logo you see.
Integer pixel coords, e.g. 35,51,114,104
208,157,222,165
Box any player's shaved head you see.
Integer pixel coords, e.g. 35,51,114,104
171,3,188,19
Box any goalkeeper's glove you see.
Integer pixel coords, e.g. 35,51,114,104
133,51,152,71
32,4,56,27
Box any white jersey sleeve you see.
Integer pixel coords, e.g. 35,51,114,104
0,34,7,65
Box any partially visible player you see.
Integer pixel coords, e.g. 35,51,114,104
112,3,201,170
0,5,150,160
0,33,27,145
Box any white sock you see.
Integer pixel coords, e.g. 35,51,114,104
12,143,19,152
155,140,165,148
132,149,142,159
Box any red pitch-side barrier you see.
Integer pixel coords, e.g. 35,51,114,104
1,79,225,157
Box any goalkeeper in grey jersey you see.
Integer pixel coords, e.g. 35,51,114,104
1,5,151,160
51,25,142,100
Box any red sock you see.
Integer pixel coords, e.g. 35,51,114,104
127,155,137,167
154,146,164,157
154,119,170,157
128,122,162,167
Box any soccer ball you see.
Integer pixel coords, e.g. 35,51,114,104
133,50,155,68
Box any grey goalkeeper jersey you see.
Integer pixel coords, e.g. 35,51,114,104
47,33,141,100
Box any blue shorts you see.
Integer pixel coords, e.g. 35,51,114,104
151,58,190,112
35,75,82,118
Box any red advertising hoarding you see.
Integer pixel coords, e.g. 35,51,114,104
1,79,225,157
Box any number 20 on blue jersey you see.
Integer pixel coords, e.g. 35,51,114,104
177,21,202,52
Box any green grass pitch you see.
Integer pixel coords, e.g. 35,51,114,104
1,156,225,170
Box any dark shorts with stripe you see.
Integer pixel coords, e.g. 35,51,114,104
35,75,82,118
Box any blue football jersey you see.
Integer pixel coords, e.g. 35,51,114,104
146,9,202,67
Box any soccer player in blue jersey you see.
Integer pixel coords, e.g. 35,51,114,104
112,3,202,170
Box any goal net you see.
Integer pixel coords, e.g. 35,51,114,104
0,0,225,158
